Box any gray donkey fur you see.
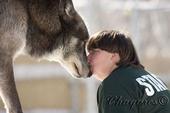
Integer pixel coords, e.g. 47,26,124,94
0,0,90,113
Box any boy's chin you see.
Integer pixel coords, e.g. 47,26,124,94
93,74,103,81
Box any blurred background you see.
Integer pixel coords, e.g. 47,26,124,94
0,0,170,113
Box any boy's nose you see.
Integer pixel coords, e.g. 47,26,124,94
87,54,92,63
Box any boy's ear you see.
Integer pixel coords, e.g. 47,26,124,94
111,53,120,62
111,52,117,58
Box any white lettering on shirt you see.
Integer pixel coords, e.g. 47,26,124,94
136,74,167,96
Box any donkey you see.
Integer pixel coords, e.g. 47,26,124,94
0,0,91,113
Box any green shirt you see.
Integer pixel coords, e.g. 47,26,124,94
97,65,170,113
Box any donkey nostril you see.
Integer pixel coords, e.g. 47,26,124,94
73,63,81,76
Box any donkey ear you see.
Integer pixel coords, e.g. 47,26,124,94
59,0,76,21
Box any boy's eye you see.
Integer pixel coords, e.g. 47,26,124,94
88,49,101,56
93,50,99,53
92,50,100,55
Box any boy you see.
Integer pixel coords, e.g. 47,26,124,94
87,30,170,113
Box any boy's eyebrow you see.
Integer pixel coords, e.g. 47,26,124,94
86,48,101,55
92,49,101,53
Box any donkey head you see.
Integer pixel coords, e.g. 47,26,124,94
48,0,90,78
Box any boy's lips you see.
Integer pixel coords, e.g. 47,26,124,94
88,64,94,76
87,70,93,77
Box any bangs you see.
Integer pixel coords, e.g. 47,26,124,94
87,30,117,52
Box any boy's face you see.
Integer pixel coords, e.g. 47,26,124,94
87,49,118,80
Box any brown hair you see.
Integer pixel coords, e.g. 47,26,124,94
87,30,144,68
